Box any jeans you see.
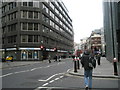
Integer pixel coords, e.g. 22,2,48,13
84,70,93,88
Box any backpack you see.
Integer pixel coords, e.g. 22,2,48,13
89,57,96,68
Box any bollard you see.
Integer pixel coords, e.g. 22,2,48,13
74,57,77,73
77,57,80,69
113,58,118,76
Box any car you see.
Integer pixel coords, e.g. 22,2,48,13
6,56,13,62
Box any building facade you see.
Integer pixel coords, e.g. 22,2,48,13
103,1,119,62
90,29,102,52
1,1,74,60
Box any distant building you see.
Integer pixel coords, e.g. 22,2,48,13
80,37,88,51
89,29,102,52
1,1,74,60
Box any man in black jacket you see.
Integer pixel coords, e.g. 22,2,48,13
81,50,95,89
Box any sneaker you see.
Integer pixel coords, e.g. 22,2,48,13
85,86,88,90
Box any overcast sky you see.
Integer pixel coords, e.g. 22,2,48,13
62,0,103,43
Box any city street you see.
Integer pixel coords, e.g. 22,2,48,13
1,58,119,90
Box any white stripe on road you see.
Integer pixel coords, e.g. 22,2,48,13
67,69,71,72
14,70,30,74
42,83,49,86
0,73,13,78
38,73,63,82
54,77,60,81
49,80,55,83
1,62,66,78
40,75,64,88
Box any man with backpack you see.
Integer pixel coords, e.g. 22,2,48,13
81,50,96,90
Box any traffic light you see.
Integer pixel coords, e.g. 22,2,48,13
40,45,44,51
54,48,57,52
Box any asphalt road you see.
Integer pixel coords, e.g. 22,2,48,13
1,58,119,90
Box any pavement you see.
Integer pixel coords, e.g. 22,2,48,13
68,57,120,78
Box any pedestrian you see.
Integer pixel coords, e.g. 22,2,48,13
59,56,61,62
81,50,96,90
54,55,57,62
97,53,101,65
48,55,51,63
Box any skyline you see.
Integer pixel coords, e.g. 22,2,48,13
62,0,103,43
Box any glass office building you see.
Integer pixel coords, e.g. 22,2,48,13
103,1,120,62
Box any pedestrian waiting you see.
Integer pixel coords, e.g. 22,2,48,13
81,50,96,90
48,55,51,63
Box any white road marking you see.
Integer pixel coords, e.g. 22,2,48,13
67,69,71,72
1,62,65,78
39,75,64,88
42,83,49,86
14,70,30,74
1,73,13,78
54,77,60,81
38,73,63,82
49,80,55,83
59,76,64,78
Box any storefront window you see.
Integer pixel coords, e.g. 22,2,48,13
33,51,38,59
21,51,27,59
28,51,32,59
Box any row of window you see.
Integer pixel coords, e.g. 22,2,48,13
43,3,73,30
21,23,39,31
2,22,73,42
2,12,17,22
8,35,17,43
2,2,17,13
21,1,39,8
43,14,73,35
21,11,39,19
2,23,17,33
21,35,73,47
21,22,72,40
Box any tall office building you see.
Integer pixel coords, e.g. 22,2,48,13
1,1,74,60
103,1,119,62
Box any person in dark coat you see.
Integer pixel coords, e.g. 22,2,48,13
97,53,101,65
81,50,95,89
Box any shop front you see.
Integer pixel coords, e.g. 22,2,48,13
20,48,40,60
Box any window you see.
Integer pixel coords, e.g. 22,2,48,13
23,2,27,6
50,2,54,10
28,35,33,42
28,51,32,58
34,12,38,19
42,4,48,13
21,35,27,42
28,23,33,30
34,35,38,42
22,23,27,30
22,11,27,18
28,11,33,18
34,23,39,31
33,1,39,8
29,2,33,7
14,12,16,19
13,36,16,43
